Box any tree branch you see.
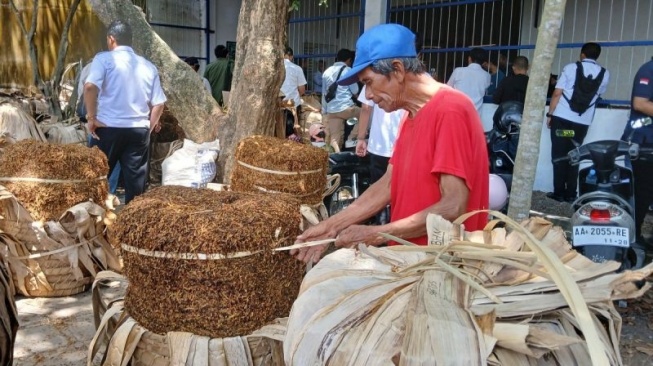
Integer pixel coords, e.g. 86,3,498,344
9,0,43,88
52,0,82,88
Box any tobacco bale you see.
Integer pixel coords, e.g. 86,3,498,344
0,140,109,221
156,105,185,143
230,135,328,205
114,186,304,338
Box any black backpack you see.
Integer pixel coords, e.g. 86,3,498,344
563,61,606,115
324,66,347,103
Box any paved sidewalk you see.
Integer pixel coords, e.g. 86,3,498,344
14,293,95,365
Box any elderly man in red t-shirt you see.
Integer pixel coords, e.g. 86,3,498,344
292,24,489,264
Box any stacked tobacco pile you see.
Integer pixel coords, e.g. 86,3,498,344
0,140,118,297
285,213,653,365
149,106,185,185
0,139,108,221
230,135,328,205
114,186,305,337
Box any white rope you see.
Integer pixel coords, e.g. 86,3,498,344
236,160,322,175
120,243,262,260
10,234,102,260
0,176,107,184
254,185,321,197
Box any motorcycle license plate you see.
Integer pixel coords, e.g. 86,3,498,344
572,226,629,248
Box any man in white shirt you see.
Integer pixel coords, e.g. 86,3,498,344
322,49,360,150
356,85,405,224
280,47,307,137
447,48,491,115
546,42,610,202
84,20,167,203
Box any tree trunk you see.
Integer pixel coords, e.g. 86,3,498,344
49,0,82,120
507,0,566,222
88,0,288,182
88,0,222,144
216,0,289,181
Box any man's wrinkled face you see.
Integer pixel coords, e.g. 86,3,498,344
358,66,403,113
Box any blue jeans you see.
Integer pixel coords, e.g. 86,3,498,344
88,134,121,195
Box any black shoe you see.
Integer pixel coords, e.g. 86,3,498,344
546,192,564,202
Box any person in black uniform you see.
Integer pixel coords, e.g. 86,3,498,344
622,57,653,245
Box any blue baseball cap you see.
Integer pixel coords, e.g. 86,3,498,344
337,24,417,86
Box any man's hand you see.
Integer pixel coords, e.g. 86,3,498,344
546,117,552,128
355,139,367,157
87,118,107,140
335,224,384,248
150,119,161,133
292,221,338,264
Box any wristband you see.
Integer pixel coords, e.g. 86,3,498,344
357,137,366,141
546,112,553,118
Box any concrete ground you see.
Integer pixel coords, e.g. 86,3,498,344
14,293,95,365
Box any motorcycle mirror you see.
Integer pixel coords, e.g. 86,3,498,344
630,117,652,129
346,117,358,126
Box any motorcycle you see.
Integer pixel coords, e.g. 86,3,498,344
554,117,652,268
487,101,523,193
322,117,372,216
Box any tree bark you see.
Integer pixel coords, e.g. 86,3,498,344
88,0,222,144
507,0,566,222
216,0,289,181
88,0,289,182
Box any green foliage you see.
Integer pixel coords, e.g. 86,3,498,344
289,0,329,12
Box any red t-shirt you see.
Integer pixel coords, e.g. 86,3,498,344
389,86,489,245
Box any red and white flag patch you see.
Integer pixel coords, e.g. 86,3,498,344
640,78,650,85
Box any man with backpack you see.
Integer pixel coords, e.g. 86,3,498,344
546,42,610,202
322,49,360,151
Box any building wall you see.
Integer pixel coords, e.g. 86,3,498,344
0,0,106,88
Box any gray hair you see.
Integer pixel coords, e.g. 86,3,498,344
371,57,425,76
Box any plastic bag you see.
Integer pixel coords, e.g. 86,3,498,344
161,139,220,187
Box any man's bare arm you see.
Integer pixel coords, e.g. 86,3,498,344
380,174,469,240
632,96,653,117
149,103,165,132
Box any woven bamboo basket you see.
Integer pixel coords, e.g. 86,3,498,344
230,135,328,205
0,186,120,297
89,271,285,366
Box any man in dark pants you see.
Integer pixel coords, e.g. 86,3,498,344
546,42,610,202
622,57,653,245
84,20,166,204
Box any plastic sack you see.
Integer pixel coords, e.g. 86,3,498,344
161,139,220,187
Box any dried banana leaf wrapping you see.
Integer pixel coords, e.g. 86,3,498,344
230,135,328,205
284,214,653,366
89,271,286,366
114,186,305,338
0,140,108,221
0,186,120,297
